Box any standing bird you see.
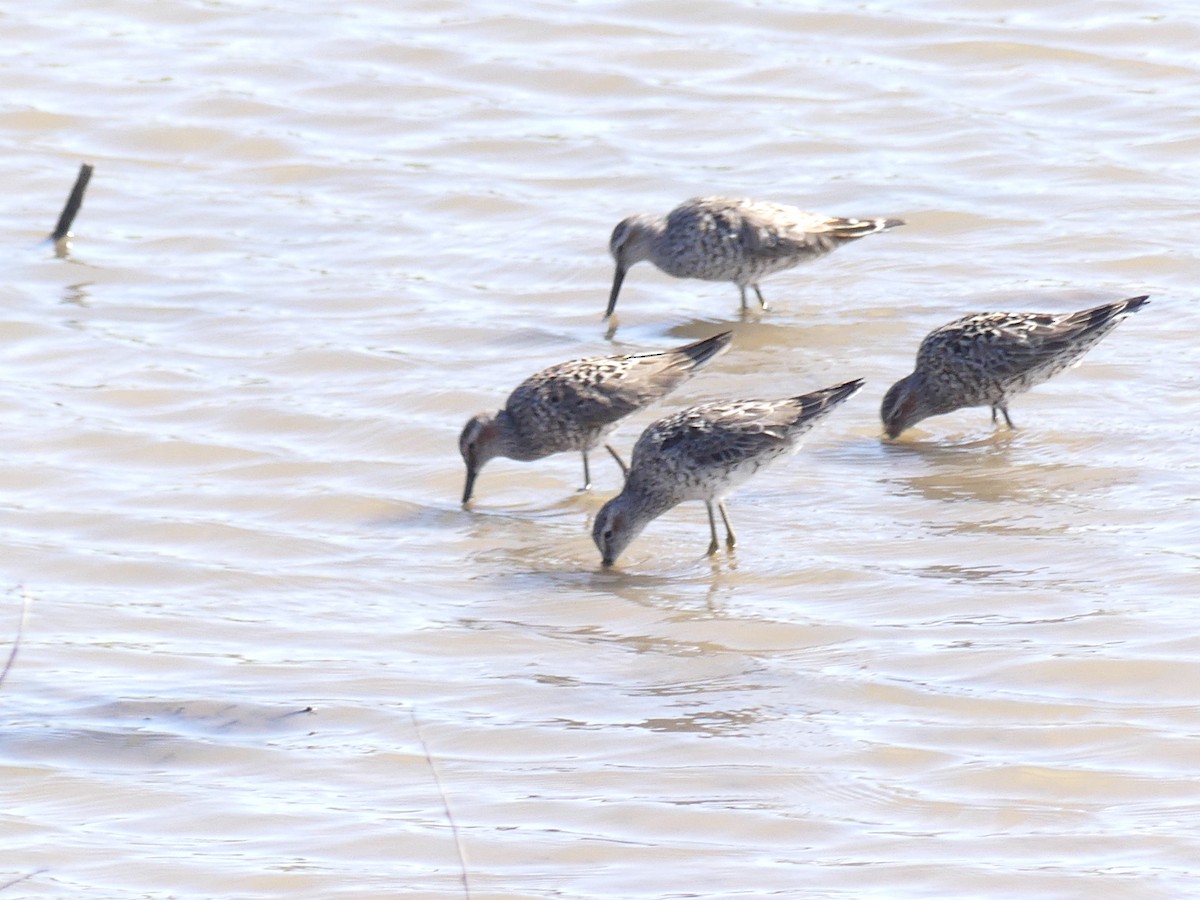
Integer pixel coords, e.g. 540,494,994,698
460,331,732,504
592,378,863,567
881,295,1149,439
605,196,903,317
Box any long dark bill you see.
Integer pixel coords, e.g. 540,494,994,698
604,265,626,318
461,464,478,505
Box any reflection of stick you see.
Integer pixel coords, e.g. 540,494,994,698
50,163,94,243
410,707,471,899
0,598,46,898
0,870,46,893
0,595,42,897
0,587,31,693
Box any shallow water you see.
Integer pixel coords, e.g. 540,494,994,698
2,1,1199,896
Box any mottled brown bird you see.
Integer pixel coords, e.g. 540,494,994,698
460,331,732,503
606,196,903,316
881,296,1149,438
593,379,863,566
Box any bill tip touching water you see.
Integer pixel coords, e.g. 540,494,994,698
592,377,865,567
880,295,1150,439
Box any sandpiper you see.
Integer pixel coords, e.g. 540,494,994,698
592,378,864,566
881,295,1149,438
460,331,732,504
605,196,903,316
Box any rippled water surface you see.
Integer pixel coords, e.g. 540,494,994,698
3,1,1200,896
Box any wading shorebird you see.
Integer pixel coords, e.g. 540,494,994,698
605,196,904,317
592,378,864,566
881,295,1150,439
460,331,732,504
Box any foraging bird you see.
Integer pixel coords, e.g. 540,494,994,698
881,296,1149,439
606,196,903,316
460,331,732,504
592,378,864,566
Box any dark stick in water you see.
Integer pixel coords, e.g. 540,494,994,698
50,162,94,243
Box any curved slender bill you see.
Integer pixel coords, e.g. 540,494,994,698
604,265,627,318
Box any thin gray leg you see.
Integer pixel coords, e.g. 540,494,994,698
604,443,629,479
581,450,592,491
752,284,768,310
718,501,737,549
704,502,720,556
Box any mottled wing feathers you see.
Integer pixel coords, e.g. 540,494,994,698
508,362,646,427
666,198,900,262
635,379,864,469
685,199,809,255
507,332,731,428
646,401,794,470
921,296,1149,382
